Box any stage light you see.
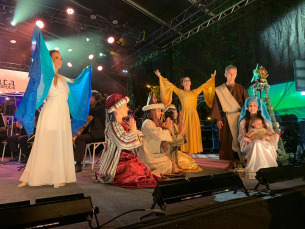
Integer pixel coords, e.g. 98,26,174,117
107,36,115,44
207,117,211,120
122,70,128,73
5,97,10,100
67,62,73,67
88,54,94,60
68,49,73,52
36,20,44,29
86,38,90,42
99,53,105,57
146,85,151,88
67,8,74,14
301,91,305,95
97,66,103,71
54,47,59,50
10,40,16,44
11,21,16,26
16,91,19,93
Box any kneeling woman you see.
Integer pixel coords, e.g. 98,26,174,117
238,96,278,172
162,104,202,172
98,94,161,189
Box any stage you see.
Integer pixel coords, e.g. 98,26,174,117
1,154,305,228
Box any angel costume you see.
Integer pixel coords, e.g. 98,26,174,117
159,74,215,154
15,26,92,187
238,96,278,172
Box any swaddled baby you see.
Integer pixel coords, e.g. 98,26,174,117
248,116,273,143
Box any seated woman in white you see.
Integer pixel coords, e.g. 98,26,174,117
238,96,278,172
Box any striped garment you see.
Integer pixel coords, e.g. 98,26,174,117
99,121,143,183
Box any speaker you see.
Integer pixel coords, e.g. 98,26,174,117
152,173,249,209
255,165,305,192
293,59,305,91
0,194,93,229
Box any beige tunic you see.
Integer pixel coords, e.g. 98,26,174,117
138,119,173,177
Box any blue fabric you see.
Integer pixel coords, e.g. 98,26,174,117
68,67,92,136
238,96,272,127
15,26,92,137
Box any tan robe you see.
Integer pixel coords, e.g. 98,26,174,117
162,123,203,172
211,83,249,161
138,119,174,177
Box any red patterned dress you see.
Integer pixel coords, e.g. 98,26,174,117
99,121,162,189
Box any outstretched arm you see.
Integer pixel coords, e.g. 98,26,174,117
193,70,216,108
156,69,180,106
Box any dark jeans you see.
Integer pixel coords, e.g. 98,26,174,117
7,135,29,157
74,133,105,162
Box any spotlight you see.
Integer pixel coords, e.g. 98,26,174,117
16,91,19,93
207,117,211,120
11,21,16,26
68,49,73,52
97,66,103,71
5,97,10,100
90,14,97,20
67,8,74,14
301,91,305,95
122,70,128,73
99,53,105,57
146,85,151,88
67,62,73,67
54,47,59,50
36,20,44,29
86,38,90,42
10,40,16,44
107,36,115,44
88,54,94,60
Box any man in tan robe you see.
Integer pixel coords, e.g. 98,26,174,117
211,65,249,169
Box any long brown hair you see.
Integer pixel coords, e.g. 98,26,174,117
49,50,59,87
245,110,267,132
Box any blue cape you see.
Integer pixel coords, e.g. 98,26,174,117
15,26,92,137
238,96,271,126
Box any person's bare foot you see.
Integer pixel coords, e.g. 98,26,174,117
18,182,28,187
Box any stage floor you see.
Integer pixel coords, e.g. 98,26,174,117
1,155,304,228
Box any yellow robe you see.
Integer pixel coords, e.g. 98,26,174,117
159,75,215,154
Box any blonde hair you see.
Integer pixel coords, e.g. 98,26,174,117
49,50,60,87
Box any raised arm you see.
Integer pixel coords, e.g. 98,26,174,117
155,69,180,106
193,71,216,108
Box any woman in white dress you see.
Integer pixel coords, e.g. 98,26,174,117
18,50,77,188
238,96,278,172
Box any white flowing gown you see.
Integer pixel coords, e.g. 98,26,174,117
238,119,278,172
20,74,76,187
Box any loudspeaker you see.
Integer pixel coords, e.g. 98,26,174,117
152,173,249,209
293,59,305,91
255,165,305,192
0,194,93,229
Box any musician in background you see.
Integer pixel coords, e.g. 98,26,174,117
8,111,39,163
8,121,28,162
74,90,106,172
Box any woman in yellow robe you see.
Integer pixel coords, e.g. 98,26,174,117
155,70,215,154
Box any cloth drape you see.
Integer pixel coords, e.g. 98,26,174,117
15,26,92,137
